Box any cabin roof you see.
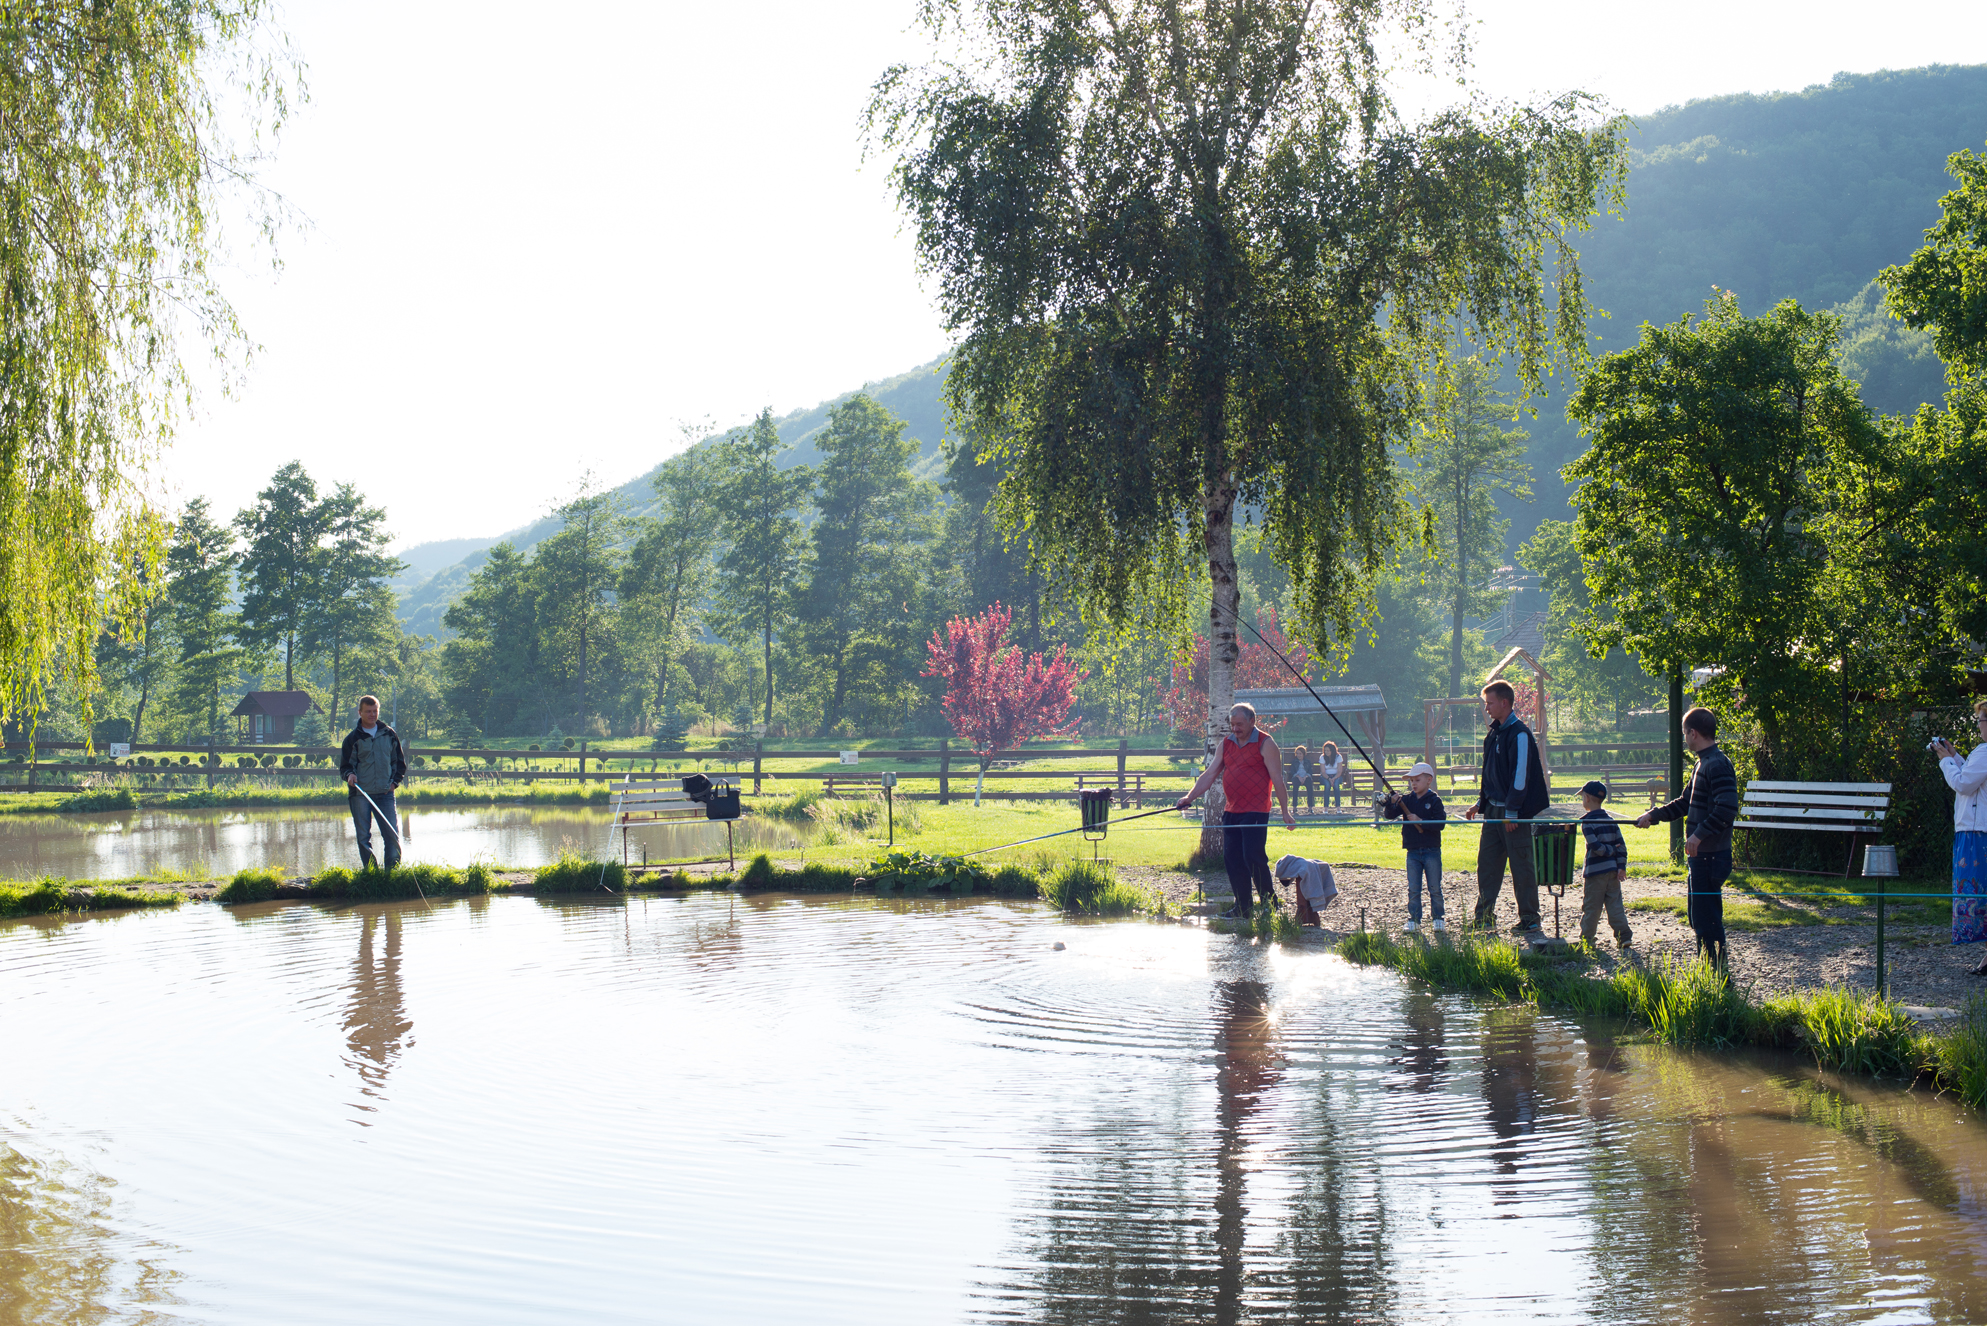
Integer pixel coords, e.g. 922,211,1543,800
229,691,320,718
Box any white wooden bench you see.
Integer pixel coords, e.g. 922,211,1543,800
1734,779,1892,877
613,776,742,870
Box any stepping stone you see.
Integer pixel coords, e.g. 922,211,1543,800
1900,1004,1960,1020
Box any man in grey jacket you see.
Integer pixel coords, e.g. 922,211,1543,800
1637,707,1740,968
339,695,407,870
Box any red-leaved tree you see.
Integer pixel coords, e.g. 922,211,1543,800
924,602,1085,806
1159,607,1310,733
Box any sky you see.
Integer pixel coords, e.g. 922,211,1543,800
172,0,1987,553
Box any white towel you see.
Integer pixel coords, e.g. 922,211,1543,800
1273,854,1338,909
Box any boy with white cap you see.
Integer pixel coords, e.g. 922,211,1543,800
1382,762,1446,932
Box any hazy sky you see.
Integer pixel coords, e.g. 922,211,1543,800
173,0,1987,552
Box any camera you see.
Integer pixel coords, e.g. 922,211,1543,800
1930,738,1957,752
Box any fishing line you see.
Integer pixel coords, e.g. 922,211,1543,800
1235,611,1401,800
960,806,1302,857
350,783,428,907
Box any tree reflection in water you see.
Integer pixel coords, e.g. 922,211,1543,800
0,1141,183,1317
342,907,413,1114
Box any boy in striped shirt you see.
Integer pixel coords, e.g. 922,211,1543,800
1578,780,1632,949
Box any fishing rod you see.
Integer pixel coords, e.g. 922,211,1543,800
960,805,1298,858
349,782,428,907
1235,612,1402,801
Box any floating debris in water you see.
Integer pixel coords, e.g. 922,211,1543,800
1051,941,1065,951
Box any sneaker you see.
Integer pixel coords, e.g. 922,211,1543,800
1430,918,1447,933
1508,920,1532,934
1219,906,1245,920
1402,919,1420,933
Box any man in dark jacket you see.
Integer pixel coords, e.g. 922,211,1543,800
339,694,407,869
1637,706,1740,967
1463,680,1550,935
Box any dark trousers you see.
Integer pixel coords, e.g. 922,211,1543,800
1222,811,1272,909
1687,849,1731,944
350,789,401,869
1474,811,1540,930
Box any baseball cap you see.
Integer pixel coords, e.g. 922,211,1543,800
1580,780,1608,801
1406,762,1436,778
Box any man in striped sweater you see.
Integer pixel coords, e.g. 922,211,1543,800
1637,707,1740,968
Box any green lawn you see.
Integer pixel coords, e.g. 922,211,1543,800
777,799,1687,872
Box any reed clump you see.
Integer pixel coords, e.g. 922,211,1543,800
1040,860,1163,916
532,852,627,893
0,877,183,916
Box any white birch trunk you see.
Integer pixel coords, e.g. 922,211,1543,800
1198,482,1241,864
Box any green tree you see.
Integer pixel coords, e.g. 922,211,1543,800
1410,352,1533,696
532,483,626,731
712,410,814,730
165,500,242,746
1563,294,1884,839
1880,140,1987,387
870,0,1623,851
234,461,331,691
94,553,174,745
442,544,543,737
622,444,719,728
802,394,940,728
299,484,402,727
0,2,290,738
940,432,1044,648
1517,519,1663,730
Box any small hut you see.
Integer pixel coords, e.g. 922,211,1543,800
230,691,320,743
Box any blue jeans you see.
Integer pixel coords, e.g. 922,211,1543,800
350,789,400,869
1687,849,1731,944
1406,849,1444,922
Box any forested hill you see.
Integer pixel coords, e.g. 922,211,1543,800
1516,64,1987,527
394,357,948,636
398,63,1987,636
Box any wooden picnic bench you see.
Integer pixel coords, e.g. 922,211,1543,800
612,775,742,869
1074,772,1146,808
1734,779,1892,876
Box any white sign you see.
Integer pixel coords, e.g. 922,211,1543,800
109,743,131,759
839,750,860,765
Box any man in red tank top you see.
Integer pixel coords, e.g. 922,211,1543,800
1176,703,1297,918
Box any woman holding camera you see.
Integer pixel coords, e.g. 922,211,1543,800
1934,699,1987,975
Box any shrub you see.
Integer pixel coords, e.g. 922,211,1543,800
864,849,981,893
1760,986,1922,1077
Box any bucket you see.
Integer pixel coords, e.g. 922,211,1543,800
1863,844,1899,878
1080,789,1113,837
1531,823,1578,889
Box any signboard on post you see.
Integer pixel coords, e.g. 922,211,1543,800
839,751,859,765
109,743,131,759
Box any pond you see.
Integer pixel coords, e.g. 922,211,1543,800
4,895,1986,1323
0,806,810,881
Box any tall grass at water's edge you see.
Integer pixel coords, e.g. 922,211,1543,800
1337,930,1987,1110
1038,860,1168,916
0,878,184,916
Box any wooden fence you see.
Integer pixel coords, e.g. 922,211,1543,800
2,736,1671,804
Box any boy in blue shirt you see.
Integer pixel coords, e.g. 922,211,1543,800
1578,780,1632,949
1382,761,1446,933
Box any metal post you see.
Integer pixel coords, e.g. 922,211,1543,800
887,782,894,848
1875,874,1887,998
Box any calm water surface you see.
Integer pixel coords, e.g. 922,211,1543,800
5,895,1987,1323
0,807,805,880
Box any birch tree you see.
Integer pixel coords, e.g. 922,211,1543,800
869,0,1622,853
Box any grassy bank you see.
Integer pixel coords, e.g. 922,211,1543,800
1337,929,1987,1110
0,878,185,917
